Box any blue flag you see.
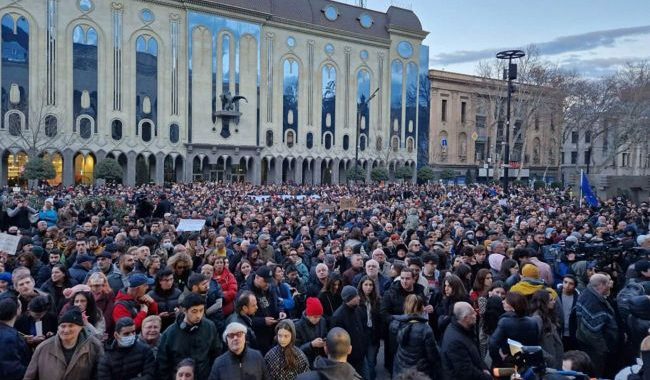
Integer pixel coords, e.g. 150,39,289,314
581,172,599,207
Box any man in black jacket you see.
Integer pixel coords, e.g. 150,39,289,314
97,317,155,380
0,296,31,380
208,321,267,380
331,286,368,377
295,297,328,367
239,266,285,354
225,291,258,350
441,302,491,380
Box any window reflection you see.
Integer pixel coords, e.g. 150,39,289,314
343,135,349,150
73,25,98,128
306,132,313,149
283,59,299,141
405,62,418,143
45,115,57,137
322,65,336,145
170,123,179,143
222,34,230,94
357,69,370,152
79,117,92,139
390,60,403,146
136,36,158,141
111,119,122,140
2,15,29,130
265,130,273,147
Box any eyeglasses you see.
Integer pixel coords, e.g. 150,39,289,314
226,331,245,339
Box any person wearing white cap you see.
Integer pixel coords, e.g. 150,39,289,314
208,322,266,380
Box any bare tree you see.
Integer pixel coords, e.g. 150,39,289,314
475,45,566,180
5,86,73,156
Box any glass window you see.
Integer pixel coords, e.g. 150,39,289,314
111,119,122,140
322,65,336,141
585,131,591,143
8,113,21,136
359,14,373,29
397,41,413,59
78,0,93,12
45,115,57,137
306,132,313,149
441,99,447,122
571,131,578,143
324,133,332,149
360,50,369,61
343,135,349,150
266,130,273,147
570,151,577,164
323,5,338,21
286,36,296,48
79,118,92,139
222,34,230,94
142,121,152,142
140,9,154,23
170,123,179,143
136,36,158,130
390,60,403,141
359,135,366,151
283,59,299,138
287,131,295,148
324,44,334,55
461,102,467,124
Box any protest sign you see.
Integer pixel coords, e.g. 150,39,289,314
340,197,358,211
0,232,21,255
176,219,206,232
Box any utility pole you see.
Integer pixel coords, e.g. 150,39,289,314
496,50,525,194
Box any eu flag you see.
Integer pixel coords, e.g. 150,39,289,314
581,172,599,207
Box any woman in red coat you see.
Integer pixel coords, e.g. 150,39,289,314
213,255,237,316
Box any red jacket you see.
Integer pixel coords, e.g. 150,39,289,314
112,290,158,331
214,268,238,316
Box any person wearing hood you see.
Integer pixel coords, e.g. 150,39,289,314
295,297,329,367
158,293,221,380
97,317,155,380
390,294,442,380
509,263,558,299
24,307,104,380
296,327,362,380
38,198,58,228
627,295,650,355
208,321,267,380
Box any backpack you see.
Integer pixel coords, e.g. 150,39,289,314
617,282,646,327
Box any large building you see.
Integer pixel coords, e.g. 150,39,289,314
0,0,429,186
428,69,562,183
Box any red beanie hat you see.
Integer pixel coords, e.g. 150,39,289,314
305,297,324,317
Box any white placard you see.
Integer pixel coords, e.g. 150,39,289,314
0,232,21,255
176,219,206,232
35,320,43,336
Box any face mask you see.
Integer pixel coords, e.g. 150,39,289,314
163,243,173,249
118,335,136,347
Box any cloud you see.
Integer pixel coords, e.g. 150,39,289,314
560,56,646,79
430,25,650,65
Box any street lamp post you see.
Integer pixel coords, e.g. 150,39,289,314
355,88,380,171
496,49,525,194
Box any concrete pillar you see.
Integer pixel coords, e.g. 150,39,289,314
126,151,137,186
411,163,417,183
63,150,75,186
332,158,340,184
366,161,372,183
252,156,261,185
155,153,165,185
295,158,303,184
274,157,283,185
184,154,194,183
314,158,322,185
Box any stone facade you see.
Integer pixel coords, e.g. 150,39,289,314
0,0,428,186
429,69,562,183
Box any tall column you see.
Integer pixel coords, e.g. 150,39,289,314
63,150,75,186
411,163,417,183
314,158,322,185
126,151,137,186
155,152,165,185
274,157,283,185
332,158,340,184
295,157,304,184
366,162,372,183
184,154,194,183
252,155,261,185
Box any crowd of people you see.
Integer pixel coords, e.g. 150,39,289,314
0,180,648,380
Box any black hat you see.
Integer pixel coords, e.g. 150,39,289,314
255,265,273,281
58,307,84,326
97,251,113,259
636,260,650,275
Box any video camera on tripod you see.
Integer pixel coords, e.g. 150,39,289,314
492,339,590,380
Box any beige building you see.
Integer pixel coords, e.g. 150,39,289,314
428,69,562,183
0,0,429,186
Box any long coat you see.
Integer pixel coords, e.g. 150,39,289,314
24,331,104,380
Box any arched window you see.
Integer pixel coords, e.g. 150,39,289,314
324,133,332,149
79,117,92,139
283,59,299,137
141,121,152,142
360,135,366,151
265,130,273,147
391,136,399,152
111,119,122,140
8,113,21,136
169,123,179,143
286,130,295,148
322,64,336,141
306,132,314,149
45,115,57,137
342,135,349,150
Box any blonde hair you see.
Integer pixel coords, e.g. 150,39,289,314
403,294,424,315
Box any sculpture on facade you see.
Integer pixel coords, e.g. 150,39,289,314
214,91,248,138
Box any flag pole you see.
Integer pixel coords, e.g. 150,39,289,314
579,169,583,208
